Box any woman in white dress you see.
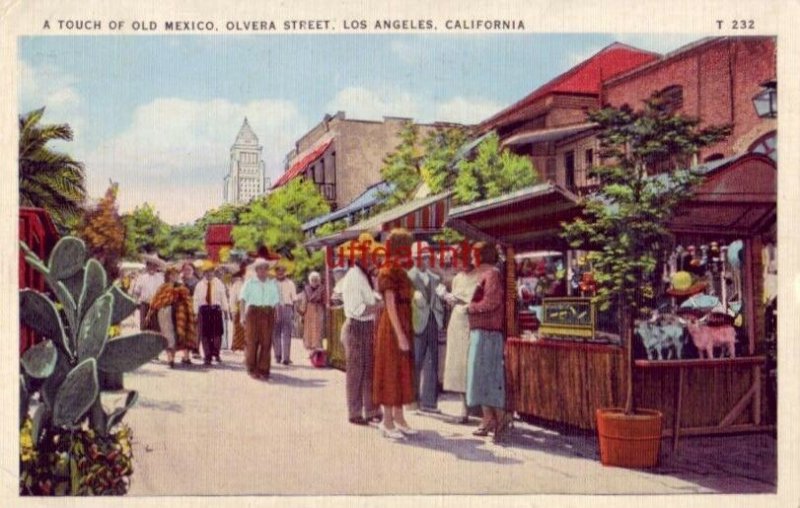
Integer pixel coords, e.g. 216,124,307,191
441,262,480,423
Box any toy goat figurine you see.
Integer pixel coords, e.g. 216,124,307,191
636,311,687,360
680,314,736,359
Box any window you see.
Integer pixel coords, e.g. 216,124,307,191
748,130,777,162
565,151,575,189
545,157,557,181
656,85,683,114
704,153,725,163
584,149,593,168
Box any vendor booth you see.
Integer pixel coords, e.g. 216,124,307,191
305,192,452,370
445,153,776,448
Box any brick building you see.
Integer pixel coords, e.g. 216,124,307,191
273,112,456,210
479,42,660,192
603,36,777,163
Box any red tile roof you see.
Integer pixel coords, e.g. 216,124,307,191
272,138,334,189
205,224,234,245
480,42,659,132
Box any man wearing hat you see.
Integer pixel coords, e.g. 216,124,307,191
407,241,446,413
131,254,166,332
193,260,229,366
239,258,280,379
273,261,299,365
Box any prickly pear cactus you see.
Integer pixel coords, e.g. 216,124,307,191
19,236,166,495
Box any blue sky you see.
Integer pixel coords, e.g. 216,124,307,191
20,33,701,224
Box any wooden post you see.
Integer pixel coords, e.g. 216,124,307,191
743,237,757,355
506,245,518,337
672,367,685,453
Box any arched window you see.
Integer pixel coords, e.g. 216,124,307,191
748,130,777,162
656,85,683,114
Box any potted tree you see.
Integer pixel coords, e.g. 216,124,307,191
562,95,731,468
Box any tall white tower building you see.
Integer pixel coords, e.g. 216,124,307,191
224,118,267,204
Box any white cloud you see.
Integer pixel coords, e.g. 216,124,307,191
83,97,308,224
327,86,501,125
19,60,85,141
435,96,503,125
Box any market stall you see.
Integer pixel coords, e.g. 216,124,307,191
446,154,776,444
305,192,452,370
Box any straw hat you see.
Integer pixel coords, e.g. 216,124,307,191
666,271,707,297
252,257,274,269
199,259,216,273
340,232,384,254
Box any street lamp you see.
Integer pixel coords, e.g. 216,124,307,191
752,80,777,118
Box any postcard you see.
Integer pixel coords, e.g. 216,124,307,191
2,0,797,506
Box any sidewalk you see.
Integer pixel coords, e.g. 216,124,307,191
113,337,776,495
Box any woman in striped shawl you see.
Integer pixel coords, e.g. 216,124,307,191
147,266,198,368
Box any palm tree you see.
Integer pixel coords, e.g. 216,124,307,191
19,107,86,228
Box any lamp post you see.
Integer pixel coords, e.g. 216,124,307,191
752,80,777,118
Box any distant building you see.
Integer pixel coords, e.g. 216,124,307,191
273,111,460,211
224,118,268,205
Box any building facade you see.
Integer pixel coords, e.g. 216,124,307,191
223,118,268,205
273,112,454,211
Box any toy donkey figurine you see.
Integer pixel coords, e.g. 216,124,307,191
636,311,688,360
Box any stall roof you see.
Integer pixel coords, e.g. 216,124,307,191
446,182,582,251
501,122,598,147
302,181,393,232
305,191,452,248
670,152,776,236
272,138,334,189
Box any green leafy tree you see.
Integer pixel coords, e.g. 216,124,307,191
561,96,732,415
232,178,330,282
376,122,423,211
196,203,245,229
121,203,170,259
314,219,348,237
454,132,537,205
421,126,470,194
162,224,205,259
19,108,86,229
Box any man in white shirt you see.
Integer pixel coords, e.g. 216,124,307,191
273,264,298,365
193,263,230,365
130,255,165,332
338,248,384,426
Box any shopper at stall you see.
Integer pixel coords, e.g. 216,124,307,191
239,258,279,380
441,261,481,423
273,263,298,365
193,261,229,366
407,241,445,413
180,261,201,358
466,241,511,443
373,228,418,439
146,266,197,367
338,235,384,426
301,271,326,352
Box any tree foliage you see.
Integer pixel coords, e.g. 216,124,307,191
196,203,245,229
453,133,537,205
232,178,330,282
19,108,86,229
121,203,170,259
162,224,205,260
561,95,732,414
77,183,126,280
421,126,470,194
376,122,423,211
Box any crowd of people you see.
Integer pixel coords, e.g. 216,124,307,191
126,226,512,444
334,229,512,444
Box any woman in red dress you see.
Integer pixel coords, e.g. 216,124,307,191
372,228,417,439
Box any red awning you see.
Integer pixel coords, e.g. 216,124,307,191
205,224,234,245
272,139,334,189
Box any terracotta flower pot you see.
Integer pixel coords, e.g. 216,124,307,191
596,408,663,468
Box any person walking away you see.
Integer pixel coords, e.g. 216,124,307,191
301,271,326,352
465,242,511,444
130,254,165,332
338,234,383,426
193,261,229,366
373,229,418,439
229,261,249,352
273,263,298,365
441,262,481,423
407,241,445,414
180,261,201,358
239,258,279,380
146,266,197,367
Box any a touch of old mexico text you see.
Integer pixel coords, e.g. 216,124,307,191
42,19,526,32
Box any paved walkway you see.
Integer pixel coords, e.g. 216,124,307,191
110,336,776,496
